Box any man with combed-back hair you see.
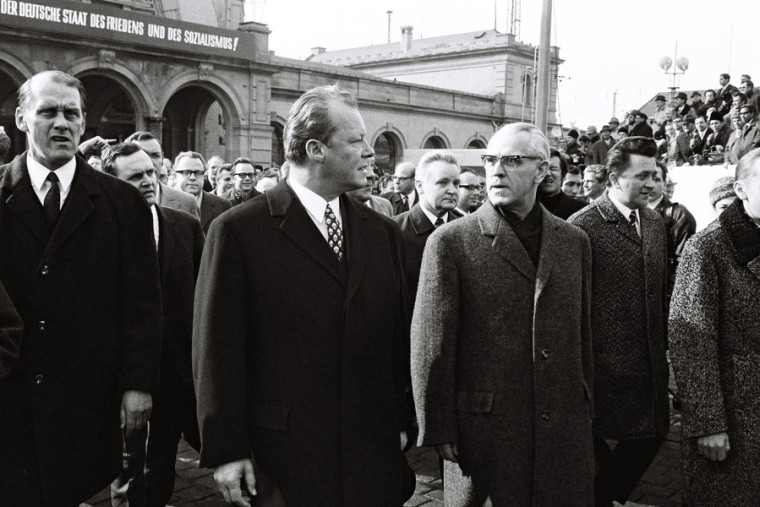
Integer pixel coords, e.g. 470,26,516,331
0,70,162,506
568,136,669,506
412,122,595,505
193,84,415,506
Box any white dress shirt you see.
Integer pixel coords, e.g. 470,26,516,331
288,178,342,242
27,154,76,208
150,205,160,250
609,192,640,236
420,202,448,227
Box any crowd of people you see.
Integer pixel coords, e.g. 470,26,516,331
1,69,760,507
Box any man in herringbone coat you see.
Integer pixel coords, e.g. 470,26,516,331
669,148,760,506
568,136,670,506
412,123,595,506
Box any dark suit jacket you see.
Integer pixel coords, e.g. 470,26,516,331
193,181,415,506
382,190,418,216
0,278,22,380
200,190,231,234
588,138,613,165
0,154,162,505
630,121,654,138
225,187,262,207
155,206,204,448
393,203,463,301
159,182,199,219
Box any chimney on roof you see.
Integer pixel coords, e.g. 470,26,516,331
400,26,413,53
311,47,326,57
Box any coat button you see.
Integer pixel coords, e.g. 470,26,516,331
41,265,49,275
38,321,46,331
541,349,550,360
542,410,550,420
34,374,45,385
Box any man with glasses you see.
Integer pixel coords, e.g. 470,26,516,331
412,123,594,505
126,131,199,219
174,151,231,234
227,157,262,206
568,137,669,506
728,105,760,164
455,169,481,214
382,161,417,216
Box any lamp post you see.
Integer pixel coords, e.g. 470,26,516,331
659,42,689,99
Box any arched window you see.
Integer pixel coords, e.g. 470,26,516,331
271,123,284,167
423,136,446,149
373,132,401,174
522,71,534,107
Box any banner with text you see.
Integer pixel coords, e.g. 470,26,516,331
0,0,256,60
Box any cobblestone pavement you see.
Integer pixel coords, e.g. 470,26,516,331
84,407,682,507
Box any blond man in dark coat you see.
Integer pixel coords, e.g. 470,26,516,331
412,123,595,506
568,136,669,506
669,148,760,506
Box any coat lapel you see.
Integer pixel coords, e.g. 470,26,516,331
45,158,97,257
2,155,50,247
596,195,641,246
477,201,536,282
409,203,435,237
157,206,175,287
341,196,369,304
534,208,559,298
269,182,347,287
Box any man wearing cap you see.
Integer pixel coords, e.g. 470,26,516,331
697,90,717,117
708,176,737,217
690,115,712,164
653,95,668,128
566,129,584,165
706,112,731,163
690,91,704,112
675,92,691,118
586,125,600,144
588,125,614,165
609,117,620,137
630,111,654,138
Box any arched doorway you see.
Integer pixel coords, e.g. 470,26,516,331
422,135,447,149
271,122,284,167
373,131,402,175
0,67,24,163
162,86,230,162
79,74,138,144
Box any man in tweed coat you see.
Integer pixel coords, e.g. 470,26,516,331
669,148,760,506
568,137,670,506
412,123,595,505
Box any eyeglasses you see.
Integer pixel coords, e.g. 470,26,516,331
481,155,542,167
392,175,413,181
234,173,255,179
459,184,478,190
175,170,204,178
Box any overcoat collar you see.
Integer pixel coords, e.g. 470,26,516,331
476,200,560,291
407,203,462,236
2,153,98,254
594,194,642,246
267,181,369,297
720,198,760,279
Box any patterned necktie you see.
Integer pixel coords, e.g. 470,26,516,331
402,195,409,212
324,203,343,261
629,211,639,236
43,172,61,228
434,216,444,228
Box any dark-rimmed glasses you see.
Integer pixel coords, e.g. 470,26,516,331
481,155,542,168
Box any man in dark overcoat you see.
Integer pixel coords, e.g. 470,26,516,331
669,148,760,506
0,71,162,505
193,85,415,507
412,122,595,506
568,136,669,506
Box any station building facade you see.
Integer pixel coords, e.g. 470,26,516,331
0,0,560,173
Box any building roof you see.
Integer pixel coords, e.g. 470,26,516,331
307,29,531,65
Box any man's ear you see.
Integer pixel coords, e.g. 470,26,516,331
15,107,28,133
608,172,620,190
415,178,424,195
534,160,548,184
305,139,325,163
734,180,747,200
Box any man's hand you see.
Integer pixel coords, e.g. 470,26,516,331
697,432,730,461
78,136,116,155
435,442,459,463
214,459,256,507
120,390,152,437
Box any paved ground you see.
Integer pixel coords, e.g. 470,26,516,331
84,407,683,507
